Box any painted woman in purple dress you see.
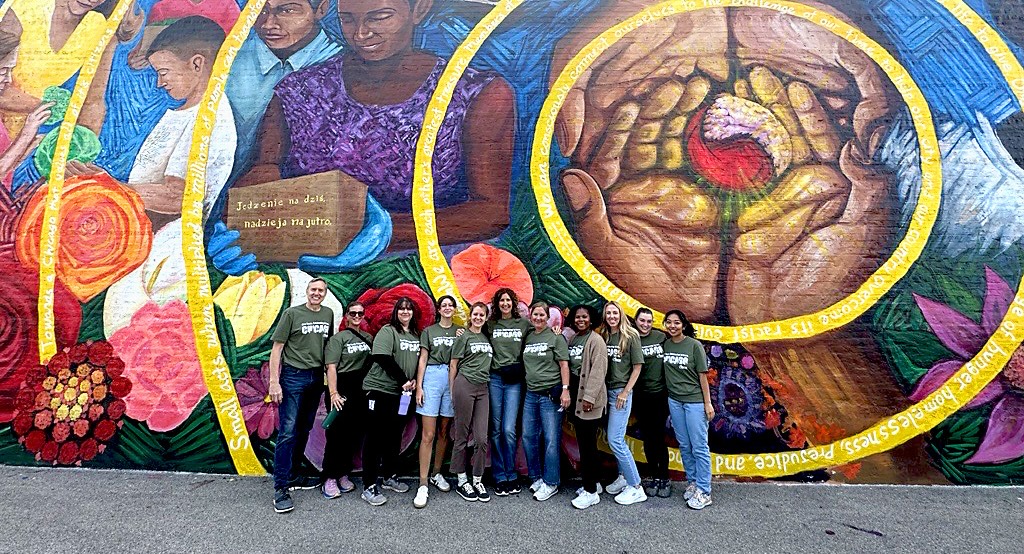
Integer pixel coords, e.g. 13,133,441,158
239,0,515,251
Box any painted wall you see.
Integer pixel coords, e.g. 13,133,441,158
1,0,1023,485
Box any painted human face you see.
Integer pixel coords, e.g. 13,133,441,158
573,308,591,333
148,50,204,102
346,303,365,328
469,306,487,330
438,297,456,319
664,314,683,338
397,302,414,327
306,280,327,307
498,293,514,317
603,304,621,331
530,306,548,331
0,49,16,95
635,312,653,335
337,0,428,62
256,0,325,52
67,0,106,17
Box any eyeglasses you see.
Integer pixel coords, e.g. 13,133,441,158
348,311,364,316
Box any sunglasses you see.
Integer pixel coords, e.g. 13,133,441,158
348,311,364,316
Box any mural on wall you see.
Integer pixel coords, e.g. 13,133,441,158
1,0,1024,485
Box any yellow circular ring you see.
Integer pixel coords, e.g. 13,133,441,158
531,1,940,344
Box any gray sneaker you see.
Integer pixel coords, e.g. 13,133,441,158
687,490,712,510
274,488,294,513
382,476,410,493
361,485,387,506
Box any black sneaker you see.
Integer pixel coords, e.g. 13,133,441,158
456,481,478,501
274,488,294,513
474,482,490,502
287,475,321,491
643,479,658,497
506,481,522,495
656,479,672,498
493,481,509,497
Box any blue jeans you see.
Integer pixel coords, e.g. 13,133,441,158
522,390,563,486
607,388,641,487
273,365,323,490
668,398,712,494
488,375,522,483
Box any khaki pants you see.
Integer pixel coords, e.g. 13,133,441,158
451,373,490,476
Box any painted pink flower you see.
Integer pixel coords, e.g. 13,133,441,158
912,267,1024,464
108,300,207,432
236,362,278,440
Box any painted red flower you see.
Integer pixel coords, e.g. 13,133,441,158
451,243,534,305
108,300,207,432
0,252,81,423
236,362,278,440
11,340,128,466
356,283,436,335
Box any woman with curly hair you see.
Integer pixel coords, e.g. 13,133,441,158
565,304,607,509
485,287,530,496
600,301,647,505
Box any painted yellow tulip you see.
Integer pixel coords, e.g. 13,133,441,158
213,271,286,346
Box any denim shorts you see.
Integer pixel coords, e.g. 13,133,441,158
416,363,454,417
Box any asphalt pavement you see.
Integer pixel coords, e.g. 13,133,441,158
1,465,1021,553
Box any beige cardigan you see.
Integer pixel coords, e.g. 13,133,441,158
573,331,608,420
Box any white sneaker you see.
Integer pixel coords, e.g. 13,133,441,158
687,490,712,510
529,478,545,493
614,485,648,506
683,482,697,501
413,485,429,509
574,483,603,496
571,490,601,510
605,474,628,495
533,483,558,501
430,473,451,492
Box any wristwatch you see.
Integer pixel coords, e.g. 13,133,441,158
562,385,569,390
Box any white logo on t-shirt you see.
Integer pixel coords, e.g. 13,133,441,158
524,342,549,356
492,328,523,340
432,336,456,348
346,342,371,354
399,339,420,352
642,343,664,358
301,322,330,336
663,353,690,366
568,344,584,359
470,343,493,355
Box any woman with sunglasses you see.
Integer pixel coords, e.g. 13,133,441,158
522,300,571,502
360,297,421,506
322,302,373,498
413,295,462,508
448,302,493,502
565,304,607,510
601,301,647,505
662,310,714,510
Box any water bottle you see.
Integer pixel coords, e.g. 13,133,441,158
398,390,412,416
321,407,340,429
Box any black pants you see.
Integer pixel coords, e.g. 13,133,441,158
322,371,367,478
634,389,669,480
361,391,407,490
570,375,601,494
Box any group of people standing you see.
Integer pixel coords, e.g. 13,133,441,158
268,280,715,514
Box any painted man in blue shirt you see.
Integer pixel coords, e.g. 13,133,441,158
226,0,341,181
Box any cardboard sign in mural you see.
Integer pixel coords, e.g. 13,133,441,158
1,0,1024,485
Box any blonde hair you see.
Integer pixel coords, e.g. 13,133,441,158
601,301,639,354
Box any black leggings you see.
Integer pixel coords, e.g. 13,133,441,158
361,391,408,489
634,389,669,480
322,371,367,478
570,375,601,494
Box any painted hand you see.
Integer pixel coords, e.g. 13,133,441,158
552,1,895,323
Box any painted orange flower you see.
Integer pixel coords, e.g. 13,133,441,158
451,244,534,305
15,173,153,302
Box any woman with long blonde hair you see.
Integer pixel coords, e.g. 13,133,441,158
600,301,646,505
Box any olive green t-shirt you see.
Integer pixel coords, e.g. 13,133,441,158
420,323,462,365
451,330,493,385
662,336,709,403
486,317,531,369
522,328,569,393
325,328,373,374
567,331,592,377
362,326,421,395
638,329,667,393
605,332,644,390
270,305,334,369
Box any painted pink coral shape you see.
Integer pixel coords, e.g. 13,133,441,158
911,267,1024,464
